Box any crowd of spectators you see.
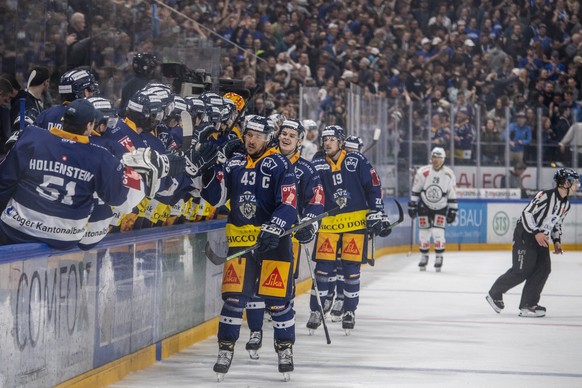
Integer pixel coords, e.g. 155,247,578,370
2,0,582,168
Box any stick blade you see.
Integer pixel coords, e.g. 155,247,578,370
205,241,226,265
180,110,194,152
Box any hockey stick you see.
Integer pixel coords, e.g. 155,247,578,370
20,70,37,130
407,167,417,256
180,110,194,152
367,235,375,266
388,199,405,229
205,206,341,265
303,244,331,345
362,128,381,154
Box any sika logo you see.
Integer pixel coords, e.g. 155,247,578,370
318,238,335,254
262,268,285,289
223,264,240,285
492,211,510,236
343,238,360,255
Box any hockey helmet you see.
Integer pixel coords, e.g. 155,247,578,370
554,168,579,186
184,96,207,123
58,68,99,101
132,52,159,78
344,135,364,151
431,147,446,159
244,115,275,141
165,95,188,122
223,91,245,112
302,119,318,132
87,96,117,128
279,119,305,140
269,113,286,132
126,91,165,129
321,125,346,145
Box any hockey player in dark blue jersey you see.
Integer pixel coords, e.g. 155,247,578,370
34,68,99,131
201,115,298,381
243,119,325,360
307,125,390,334
0,99,161,249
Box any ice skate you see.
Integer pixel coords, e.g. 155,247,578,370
245,330,262,360
275,341,294,381
485,293,504,313
418,255,428,271
434,255,443,272
323,293,334,315
306,311,322,335
330,299,344,322
213,341,234,382
342,311,355,335
519,305,546,318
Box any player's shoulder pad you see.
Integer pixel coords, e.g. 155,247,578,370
296,157,316,174
443,166,456,178
225,153,247,168
265,152,291,168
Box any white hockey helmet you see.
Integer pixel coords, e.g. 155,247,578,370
431,147,446,159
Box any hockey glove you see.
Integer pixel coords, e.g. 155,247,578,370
294,218,318,244
408,201,418,219
185,142,219,177
378,213,392,237
222,134,245,159
366,211,384,236
191,122,216,147
446,208,457,224
257,223,284,253
122,148,171,198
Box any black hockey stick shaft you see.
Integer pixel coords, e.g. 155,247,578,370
205,206,341,265
303,244,331,344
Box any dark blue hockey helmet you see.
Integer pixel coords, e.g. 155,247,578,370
165,95,188,122
87,96,118,128
321,125,346,146
279,119,305,140
126,90,164,130
244,115,275,141
344,135,364,151
58,68,99,101
184,96,207,123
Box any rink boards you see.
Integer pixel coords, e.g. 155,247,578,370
0,198,580,388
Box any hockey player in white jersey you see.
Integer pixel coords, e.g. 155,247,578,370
408,147,458,271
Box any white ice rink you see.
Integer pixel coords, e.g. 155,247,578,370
110,250,582,388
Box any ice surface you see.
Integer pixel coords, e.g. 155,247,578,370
110,250,582,388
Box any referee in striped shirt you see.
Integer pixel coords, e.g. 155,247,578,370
486,168,579,317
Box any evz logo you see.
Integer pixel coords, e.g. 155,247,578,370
345,156,358,172
333,189,350,209
238,191,257,219
260,158,276,175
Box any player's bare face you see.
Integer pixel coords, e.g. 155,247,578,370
279,128,301,156
323,136,341,159
244,130,269,157
431,156,444,170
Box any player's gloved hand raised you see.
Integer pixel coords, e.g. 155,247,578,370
446,208,457,223
294,218,318,244
366,211,383,236
185,142,219,176
222,134,245,159
191,122,216,147
408,202,418,219
122,147,171,198
257,223,284,253
378,213,392,237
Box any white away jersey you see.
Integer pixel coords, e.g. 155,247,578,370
411,165,457,211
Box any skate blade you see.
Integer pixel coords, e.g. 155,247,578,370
216,372,226,382
435,267,441,272
282,372,291,382
308,328,316,335
248,350,259,360
419,266,427,271
344,329,351,336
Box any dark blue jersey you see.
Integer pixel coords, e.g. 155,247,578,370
311,150,383,233
0,125,144,249
285,150,325,220
34,105,68,130
202,148,297,244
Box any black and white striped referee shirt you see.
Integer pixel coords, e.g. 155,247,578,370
520,188,570,243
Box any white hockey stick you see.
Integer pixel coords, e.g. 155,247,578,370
362,128,381,154
19,70,37,129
